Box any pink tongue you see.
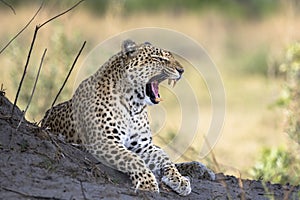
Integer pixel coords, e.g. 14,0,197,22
151,81,159,98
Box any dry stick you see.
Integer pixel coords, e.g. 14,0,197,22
203,135,244,177
39,0,84,28
203,135,246,200
1,186,61,200
51,41,86,108
284,185,296,200
16,49,47,131
11,26,39,118
0,0,16,15
80,181,88,200
0,1,44,54
237,174,246,200
40,41,86,127
203,135,221,172
203,135,232,172
10,0,84,119
0,84,5,96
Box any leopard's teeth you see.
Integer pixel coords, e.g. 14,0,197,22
155,98,163,102
168,79,177,87
173,80,177,88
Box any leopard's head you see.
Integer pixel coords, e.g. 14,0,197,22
121,39,184,105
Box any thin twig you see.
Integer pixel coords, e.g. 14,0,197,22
0,1,44,54
40,41,86,127
203,135,246,200
1,186,32,198
0,83,6,96
203,135,221,172
0,0,16,15
1,186,60,200
43,130,66,159
11,26,39,118
52,41,86,108
16,49,47,131
80,181,88,200
237,173,246,200
39,0,85,28
11,0,84,119
284,185,295,200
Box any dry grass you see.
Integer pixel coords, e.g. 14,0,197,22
1,2,300,178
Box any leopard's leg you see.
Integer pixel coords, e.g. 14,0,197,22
86,142,159,193
134,144,191,196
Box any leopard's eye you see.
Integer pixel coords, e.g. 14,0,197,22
151,55,170,62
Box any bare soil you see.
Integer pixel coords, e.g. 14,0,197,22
0,93,299,200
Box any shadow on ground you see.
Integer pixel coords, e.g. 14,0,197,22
0,93,299,200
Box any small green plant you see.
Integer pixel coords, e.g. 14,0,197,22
250,147,299,185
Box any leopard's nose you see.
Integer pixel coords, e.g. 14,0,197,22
176,68,184,75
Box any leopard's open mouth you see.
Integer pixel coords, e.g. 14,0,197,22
146,75,178,104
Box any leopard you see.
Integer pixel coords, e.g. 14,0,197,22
41,39,215,196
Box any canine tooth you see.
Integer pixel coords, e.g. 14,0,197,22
173,80,177,87
155,98,163,102
168,79,172,85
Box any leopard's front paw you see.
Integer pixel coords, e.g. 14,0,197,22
162,175,191,196
161,166,191,196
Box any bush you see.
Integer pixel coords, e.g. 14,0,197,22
251,43,300,185
279,42,300,144
250,147,299,185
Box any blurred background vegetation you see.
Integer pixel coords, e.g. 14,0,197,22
1,0,300,185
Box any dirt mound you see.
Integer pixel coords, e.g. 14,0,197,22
0,93,299,200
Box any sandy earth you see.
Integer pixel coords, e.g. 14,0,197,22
0,93,299,200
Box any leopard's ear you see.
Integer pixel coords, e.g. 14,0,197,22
121,39,137,57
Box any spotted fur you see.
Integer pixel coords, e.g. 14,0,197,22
41,40,214,196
